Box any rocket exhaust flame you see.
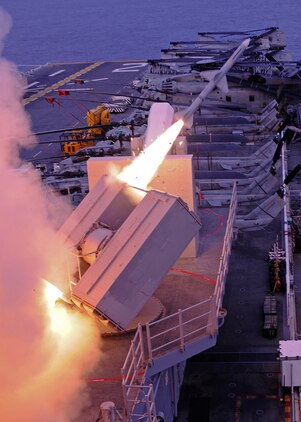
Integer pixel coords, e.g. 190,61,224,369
42,279,70,335
117,119,184,190
42,278,64,304
42,279,84,343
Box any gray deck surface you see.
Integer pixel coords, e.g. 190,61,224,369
176,137,301,421
177,218,286,421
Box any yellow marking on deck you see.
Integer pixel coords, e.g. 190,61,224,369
235,396,241,422
22,61,103,106
244,394,279,400
284,395,291,422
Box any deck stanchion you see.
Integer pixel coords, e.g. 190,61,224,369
178,309,185,351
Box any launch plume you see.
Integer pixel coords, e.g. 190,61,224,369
0,7,101,422
117,119,184,190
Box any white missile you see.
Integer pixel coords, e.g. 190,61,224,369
177,38,250,128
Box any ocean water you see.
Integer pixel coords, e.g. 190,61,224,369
1,0,301,66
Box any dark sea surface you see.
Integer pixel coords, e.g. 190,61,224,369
1,0,301,67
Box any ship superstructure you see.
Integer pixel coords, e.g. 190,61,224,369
22,27,301,421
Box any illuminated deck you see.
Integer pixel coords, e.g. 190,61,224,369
78,188,236,421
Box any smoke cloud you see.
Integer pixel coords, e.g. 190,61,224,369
0,8,101,422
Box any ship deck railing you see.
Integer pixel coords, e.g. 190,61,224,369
213,182,238,316
145,297,213,361
121,184,237,421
